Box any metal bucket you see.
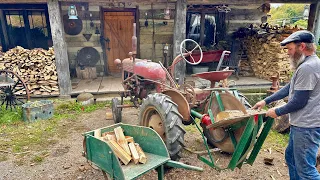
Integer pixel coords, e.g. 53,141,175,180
22,100,54,122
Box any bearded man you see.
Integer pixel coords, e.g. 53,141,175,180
253,30,320,180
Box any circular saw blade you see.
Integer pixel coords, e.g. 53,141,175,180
205,93,248,153
63,15,83,35
76,47,100,67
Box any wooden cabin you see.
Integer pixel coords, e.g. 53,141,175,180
0,0,318,96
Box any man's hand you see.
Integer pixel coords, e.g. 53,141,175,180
266,108,278,118
252,100,266,110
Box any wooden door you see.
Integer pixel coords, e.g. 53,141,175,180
104,12,135,73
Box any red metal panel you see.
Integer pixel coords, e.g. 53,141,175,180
187,50,229,63
193,70,233,82
122,58,166,81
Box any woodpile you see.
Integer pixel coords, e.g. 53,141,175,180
240,25,306,82
0,46,59,96
243,33,292,82
239,60,254,77
95,127,147,165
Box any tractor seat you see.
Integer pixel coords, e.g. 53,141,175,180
192,70,234,88
191,70,234,82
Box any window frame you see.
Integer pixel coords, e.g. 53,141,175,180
0,4,51,51
187,5,226,47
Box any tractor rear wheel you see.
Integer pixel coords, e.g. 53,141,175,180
139,93,185,160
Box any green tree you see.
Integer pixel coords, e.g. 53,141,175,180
294,19,308,28
268,4,306,25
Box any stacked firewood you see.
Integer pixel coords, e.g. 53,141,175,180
0,46,59,96
243,33,292,82
95,127,147,165
239,59,254,77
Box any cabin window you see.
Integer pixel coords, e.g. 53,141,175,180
186,5,226,49
0,4,51,51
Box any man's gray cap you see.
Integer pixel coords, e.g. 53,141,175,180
280,30,315,46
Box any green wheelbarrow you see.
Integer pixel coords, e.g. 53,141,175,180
82,123,203,180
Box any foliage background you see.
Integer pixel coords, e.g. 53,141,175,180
268,4,308,29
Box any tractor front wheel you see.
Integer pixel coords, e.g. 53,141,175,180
139,93,185,160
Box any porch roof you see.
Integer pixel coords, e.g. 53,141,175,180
0,0,318,5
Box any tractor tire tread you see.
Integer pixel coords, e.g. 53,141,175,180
139,93,185,160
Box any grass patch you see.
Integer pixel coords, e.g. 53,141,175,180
263,130,289,150
238,88,268,94
183,118,202,133
1,119,60,153
55,101,109,114
0,106,23,124
0,100,110,163
31,155,44,163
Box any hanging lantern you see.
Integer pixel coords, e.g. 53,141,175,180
164,4,170,20
68,5,78,20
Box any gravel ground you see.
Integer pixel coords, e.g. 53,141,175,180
0,107,290,180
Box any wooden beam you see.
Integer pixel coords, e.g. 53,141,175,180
173,0,187,85
47,0,72,96
22,9,33,49
313,2,320,45
0,0,318,4
187,0,319,4
136,5,141,58
0,10,9,51
200,11,205,46
100,6,108,75
308,3,318,32
0,0,46,4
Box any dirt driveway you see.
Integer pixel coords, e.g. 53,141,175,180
0,107,289,180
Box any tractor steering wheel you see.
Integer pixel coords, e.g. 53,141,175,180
180,39,203,65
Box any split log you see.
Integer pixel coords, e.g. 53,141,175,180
125,136,134,143
94,129,101,138
107,140,132,165
135,143,147,164
114,127,131,156
129,142,140,164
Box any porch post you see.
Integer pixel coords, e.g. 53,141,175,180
0,10,9,51
173,0,187,85
307,3,319,33
47,0,72,97
313,2,320,45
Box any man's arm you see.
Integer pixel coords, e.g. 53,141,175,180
264,83,290,104
275,90,310,116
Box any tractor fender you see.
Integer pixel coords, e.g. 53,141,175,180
162,89,191,124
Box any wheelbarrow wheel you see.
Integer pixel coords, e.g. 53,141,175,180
111,98,122,123
139,93,185,160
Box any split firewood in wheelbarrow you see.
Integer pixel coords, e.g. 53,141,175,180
96,127,147,165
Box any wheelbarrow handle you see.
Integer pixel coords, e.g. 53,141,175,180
165,160,203,172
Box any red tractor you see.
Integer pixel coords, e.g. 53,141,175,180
112,39,255,162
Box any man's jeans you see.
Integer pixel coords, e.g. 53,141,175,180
285,126,320,180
